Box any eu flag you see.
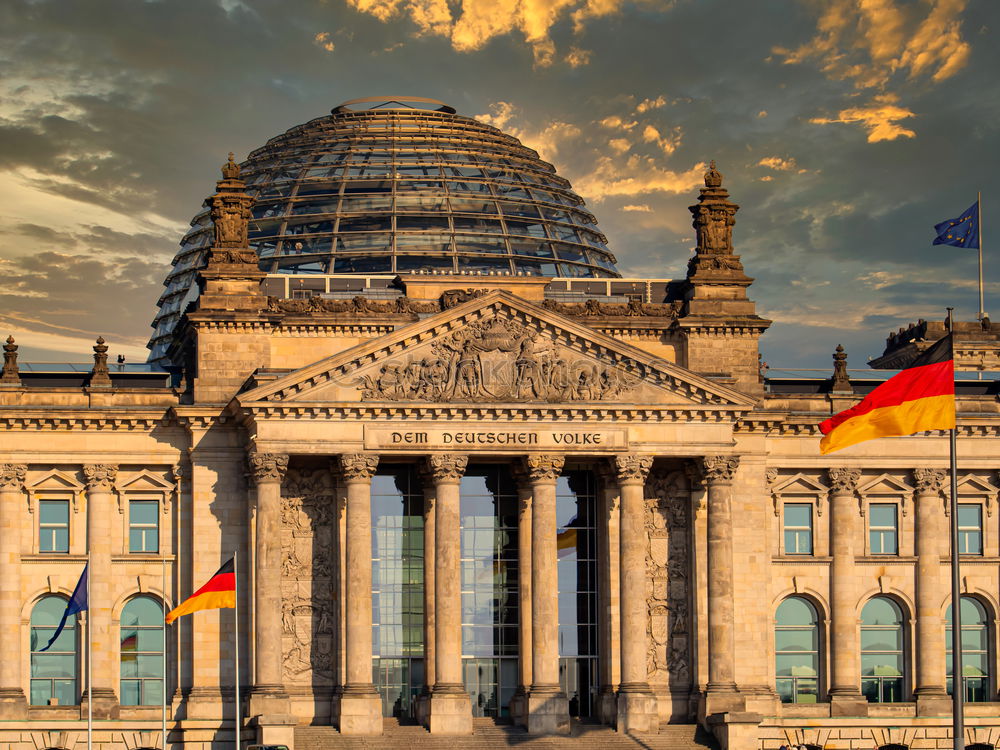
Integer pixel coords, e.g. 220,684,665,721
933,201,980,249
38,564,88,652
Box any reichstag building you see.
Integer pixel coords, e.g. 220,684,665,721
1,96,999,750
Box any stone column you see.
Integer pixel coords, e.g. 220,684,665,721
913,468,950,714
415,468,437,728
0,464,27,718
615,455,659,733
248,453,290,717
595,465,620,725
509,465,533,727
702,456,741,716
338,453,382,735
827,467,866,715
427,454,472,734
525,454,570,735
82,464,120,719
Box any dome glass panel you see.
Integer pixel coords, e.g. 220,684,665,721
148,97,620,361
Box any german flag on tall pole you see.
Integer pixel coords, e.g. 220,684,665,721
819,333,955,454
165,557,236,624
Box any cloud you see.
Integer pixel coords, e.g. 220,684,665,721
774,0,972,91
757,110,768,118
314,31,336,52
758,156,799,171
810,98,917,142
636,95,666,113
572,155,704,201
599,115,638,131
622,204,652,212
344,0,657,66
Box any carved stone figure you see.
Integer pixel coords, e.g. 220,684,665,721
1,336,20,385
0,463,27,490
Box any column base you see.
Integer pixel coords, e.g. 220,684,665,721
0,688,27,719
428,688,472,734
415,690,431,728
526,689,570,735
248,684,290,717
339,687,382,735
509,687,528,729
594,686,617,725
829,690,868,717
250,713,296,747
915,690,951,716
80,686,119,719
616,688,659,734
702,685,743,717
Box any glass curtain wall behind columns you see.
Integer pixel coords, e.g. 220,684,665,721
460,465,519,718
556,471,598,718
371,466,425,719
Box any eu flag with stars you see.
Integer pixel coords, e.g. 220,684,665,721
38,564,88,652
933,201,980,249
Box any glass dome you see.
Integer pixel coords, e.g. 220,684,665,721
148,97,620,361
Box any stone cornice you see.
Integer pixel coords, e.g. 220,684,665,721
0,411,173,431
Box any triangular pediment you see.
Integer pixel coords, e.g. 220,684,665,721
770,473,830,498
858,473,914,498
957,474,999,498
237,291,754,410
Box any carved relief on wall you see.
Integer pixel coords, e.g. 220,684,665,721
644,469,692,690
357,314,639,402
280,467,338,684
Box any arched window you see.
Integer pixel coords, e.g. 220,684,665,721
947,597,991,702
775,596,820,703
861,597,905,702
120,596,164,706
30,596,78,706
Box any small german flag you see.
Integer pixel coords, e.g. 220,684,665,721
820,335,955,454
165,558,236,624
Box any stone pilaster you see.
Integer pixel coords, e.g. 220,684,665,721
509,464,533,728
337,453,382,735
525,454,570,735
0,464,26,718
595,464,621,726
426,453,472,734
827,467,866,716
82,464,120,719
913,468,950,714
702,455,742,716
615,455,659,733
248,452,291,718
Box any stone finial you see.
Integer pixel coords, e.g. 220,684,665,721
1,335,20,385
89,336,112,387
831,344,852,393
704,159,723,188
222,151,240,180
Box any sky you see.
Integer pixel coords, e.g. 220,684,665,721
1,0,997,371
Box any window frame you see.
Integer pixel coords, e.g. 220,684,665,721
868,502,899,556
860,596,907,703
38,499,71,554
946,596,992,703
782,502,814,556
119,595,165,706
128,499,160,554
30,595,79,706
957,503,984,556
774,596,822,704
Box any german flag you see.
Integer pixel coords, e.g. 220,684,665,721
820,335,955,454
165,558,235,624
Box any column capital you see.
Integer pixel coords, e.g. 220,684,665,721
248,452,289,484
82,464,118,492
0,463,27,491
339,453,379,481
525,454,564,483
426,453,468,482
614,454,653,485
701,455,740,486
826,467,861,495
913,468,947,497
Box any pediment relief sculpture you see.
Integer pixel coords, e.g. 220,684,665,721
356,316,639,403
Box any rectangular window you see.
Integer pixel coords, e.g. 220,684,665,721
128,500,159,553
958,504,983,555
783,503,813,555
39,500,70,553
869,503,898,555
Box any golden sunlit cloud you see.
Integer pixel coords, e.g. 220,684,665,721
622,204,653,212
757,110,768,118
636,95,666,113
758,156,798,171
313,31,336,51
810,100,917,142
344,0,653,66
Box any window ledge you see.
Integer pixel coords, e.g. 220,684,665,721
772,556,832,563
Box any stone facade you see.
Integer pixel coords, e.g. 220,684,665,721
1,164,999,750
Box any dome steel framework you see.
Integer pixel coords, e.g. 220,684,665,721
148,98,620,361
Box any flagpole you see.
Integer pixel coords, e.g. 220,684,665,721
977,192,985,320
234,549,240,750
87,551,92,750
947,308,965,750
162,538,168,750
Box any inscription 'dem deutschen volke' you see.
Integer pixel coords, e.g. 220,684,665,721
364,427,628,450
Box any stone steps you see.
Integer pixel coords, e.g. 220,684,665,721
295,718,719,750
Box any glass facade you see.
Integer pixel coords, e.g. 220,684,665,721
30,596,77,706
149,99,621,362
775,597,820,703
861,597,905,702
947,597,991,702
371,468,425,718
460,466,520,717
120,596,164,706
556,472,598,718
